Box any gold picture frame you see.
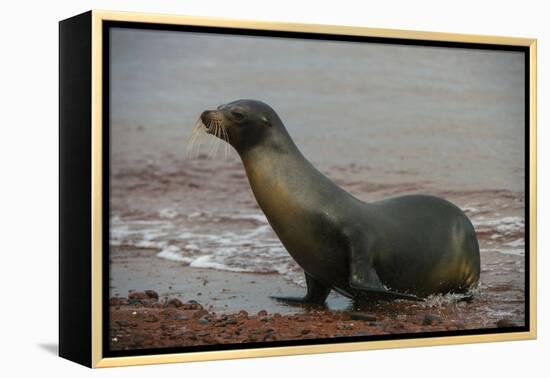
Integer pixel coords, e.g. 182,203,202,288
59,9,537,368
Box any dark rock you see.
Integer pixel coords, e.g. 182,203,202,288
182,300,203,310
238,310,249,318
301,329,311,335
145,290,159,300
257,310,268,317
353,331,370,337
166,298,183,308
128,291,148,300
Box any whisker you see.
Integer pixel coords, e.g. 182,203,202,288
186,118,206,159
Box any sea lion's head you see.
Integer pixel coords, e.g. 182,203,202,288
197,99,278,153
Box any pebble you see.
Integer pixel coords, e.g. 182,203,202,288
257,310,268,317
145,290,159,300
238,310,249,318
128,291,148,300
166,298,183,308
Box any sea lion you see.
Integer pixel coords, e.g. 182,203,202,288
196,99,480,303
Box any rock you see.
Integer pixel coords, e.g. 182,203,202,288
496,319,518,328
353,331,370,337
260,317,269,322
128,291,148,300
166,298,183,308
301,329,311,335
238,310,249,318
115,320,130,327
350,313,377,322
422,314,442,326
257,310,268,317
145,290,159,300
182,300,203,310
192,309,209,319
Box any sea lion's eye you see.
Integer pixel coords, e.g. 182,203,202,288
231,111,245,121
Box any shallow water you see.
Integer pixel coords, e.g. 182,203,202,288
108,28,526,328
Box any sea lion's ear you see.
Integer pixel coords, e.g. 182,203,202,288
261,115,271,127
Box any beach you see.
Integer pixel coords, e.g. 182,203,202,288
108,158,525,351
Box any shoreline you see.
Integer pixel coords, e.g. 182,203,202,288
109,245,523,351
110,245,351,314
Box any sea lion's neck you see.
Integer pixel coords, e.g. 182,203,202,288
237,124,345,228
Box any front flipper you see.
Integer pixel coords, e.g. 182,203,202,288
270,273,331,306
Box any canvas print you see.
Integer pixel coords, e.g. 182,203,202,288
107,26,526,353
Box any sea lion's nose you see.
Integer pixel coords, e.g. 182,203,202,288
201,110,214,122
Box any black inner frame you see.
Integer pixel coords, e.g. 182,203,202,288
102,20,531,358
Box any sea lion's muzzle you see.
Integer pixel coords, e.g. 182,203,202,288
200,110,223,134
